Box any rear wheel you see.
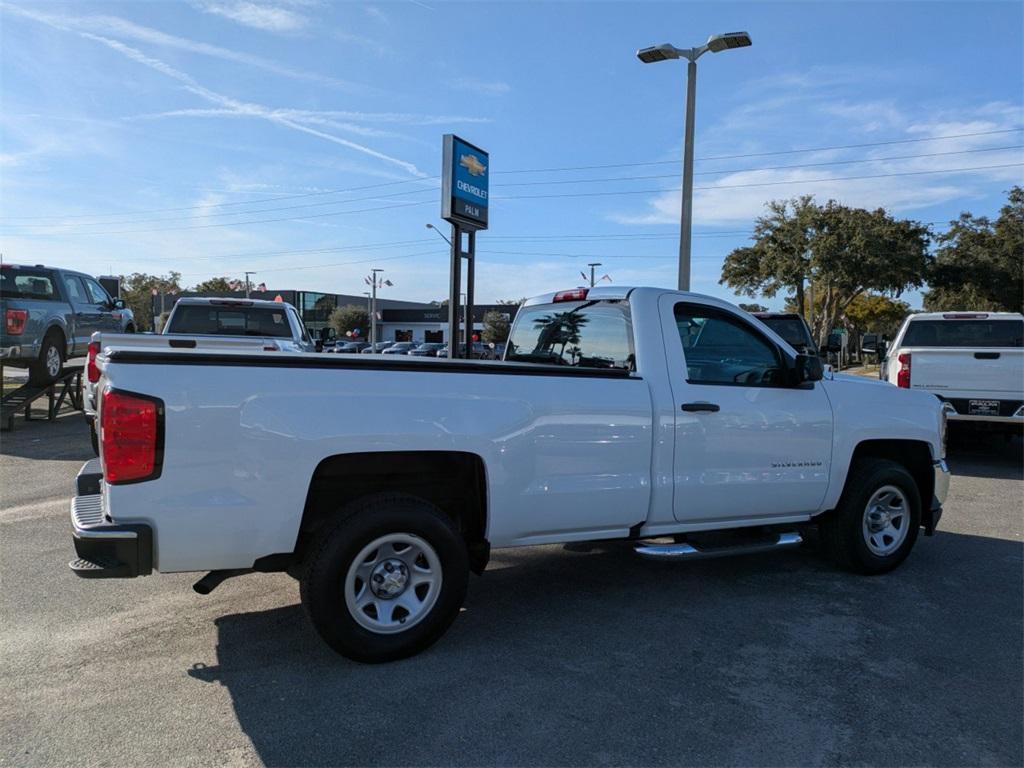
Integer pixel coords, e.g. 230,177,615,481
28,333,63,385
300,493,469,663
820,458,921,574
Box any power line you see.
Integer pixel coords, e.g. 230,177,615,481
4,128,1019,223
6,163,1015,237
495,128,1024,173
494,162,1024,200
177,248,448,277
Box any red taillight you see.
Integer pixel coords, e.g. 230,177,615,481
100,389,163,484
87,341,101,383
5,309,27,335
942,313,988,319
897,352,912,389
553,287,589,302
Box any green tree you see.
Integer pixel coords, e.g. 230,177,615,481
328,304,369,339
120,271,182,332
191,276,241,294
923,186,1024,313
481,310,511,344
720,196,817,316
738,303,769,313
842,293,912,338
723,197,930,346
808,202,930,343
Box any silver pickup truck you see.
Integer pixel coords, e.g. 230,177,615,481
1,263,135,383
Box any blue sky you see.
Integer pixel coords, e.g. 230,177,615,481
1,0,1021,307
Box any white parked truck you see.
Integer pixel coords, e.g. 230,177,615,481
878,311,1023,429
72,286,951,662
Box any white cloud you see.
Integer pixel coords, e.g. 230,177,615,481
2,4,352,88
193,1,308,32
363,6,389,24
612,101,1024,226
448,77,511,96
29,21,428,177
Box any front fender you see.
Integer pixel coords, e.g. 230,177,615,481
821,377,943,510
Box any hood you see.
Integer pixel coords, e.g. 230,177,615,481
830,372,891,387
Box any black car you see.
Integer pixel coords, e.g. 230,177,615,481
407,342,445,357
331,341,369,354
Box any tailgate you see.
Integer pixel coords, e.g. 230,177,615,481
909,348,1024,398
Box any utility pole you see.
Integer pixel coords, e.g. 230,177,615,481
363,291,371,341
364,270,392,348
244,271,256,298
588,262,602,287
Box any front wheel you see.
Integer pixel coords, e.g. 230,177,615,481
820,458,921,574
300,494,469,663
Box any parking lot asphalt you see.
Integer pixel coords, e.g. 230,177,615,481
1,415,1021,768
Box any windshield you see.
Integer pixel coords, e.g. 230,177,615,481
505,300,634,370
1,267,59,301
902,319,1023,348
168,305,294,338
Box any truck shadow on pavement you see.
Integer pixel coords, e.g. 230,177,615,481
188,527,1023,767
946,431,1022,480
0,411,95,462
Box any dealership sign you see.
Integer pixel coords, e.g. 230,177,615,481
442,134,488,230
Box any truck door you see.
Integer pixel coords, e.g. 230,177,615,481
81,276,121,335
61,274,96,351
660,296,833,524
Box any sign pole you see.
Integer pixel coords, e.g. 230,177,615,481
465,230,475,356
447,223,461,358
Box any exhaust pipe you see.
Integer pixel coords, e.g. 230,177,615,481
193,568,250,595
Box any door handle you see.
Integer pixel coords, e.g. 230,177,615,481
681,402,720,413
974,352,1000,360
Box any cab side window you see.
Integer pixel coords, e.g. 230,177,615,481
63,275,88,304
82,277,111,306
674,303,786,386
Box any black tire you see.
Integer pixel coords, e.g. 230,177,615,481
300,493,469,663
820,458,921,575
28,332,64,385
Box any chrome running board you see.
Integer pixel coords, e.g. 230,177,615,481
634,532,802,561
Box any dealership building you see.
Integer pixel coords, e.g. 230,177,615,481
152,289,515,344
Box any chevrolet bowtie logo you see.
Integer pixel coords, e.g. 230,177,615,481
460,153,486,177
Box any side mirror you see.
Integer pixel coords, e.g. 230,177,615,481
112,298,126,310
793,353,824,384
314,339,324,353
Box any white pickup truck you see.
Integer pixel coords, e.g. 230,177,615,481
879,312,1024,430
72,286,950,662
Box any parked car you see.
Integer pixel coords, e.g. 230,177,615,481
382,342,417,355
407,342,446,357
438,342,491,359
331,341,369,354
876,311,1023,430
73,284,949,662
163,297,317,353
1,263,135,383
361,342,394,354
751,312,833,356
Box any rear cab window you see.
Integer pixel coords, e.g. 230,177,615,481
168,305,296,338
1,266,60,301
902,319,1023,348
505,300,634,370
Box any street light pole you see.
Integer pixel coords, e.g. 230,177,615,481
679,59,697,293
370,268,382,348
637,32,752,292
363,291,371,341
588,262,602,287
244,271,256,298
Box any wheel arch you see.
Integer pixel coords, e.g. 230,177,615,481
294,450,489,574
845,439,934,510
